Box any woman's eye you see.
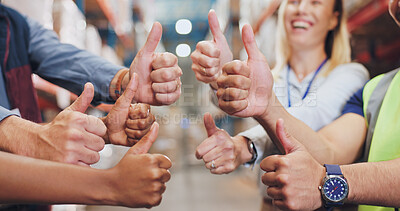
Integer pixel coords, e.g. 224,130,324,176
288,0,300,5
311,0,322,5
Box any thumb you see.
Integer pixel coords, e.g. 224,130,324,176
204,112,219,137
208,9,225,43
141,22,162,54
66,82,94,113
128,122,159,155
241,24,262,60
275,119,302,154
114,73,138,109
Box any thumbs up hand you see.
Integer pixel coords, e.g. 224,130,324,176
129,22,182,106
190,10,233,87
195,113,249,174
103,74,154,146
35,83,106,166
260,119,324,210
109,122,172,208
216,24,274,118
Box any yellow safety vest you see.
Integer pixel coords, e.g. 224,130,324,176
359,69,400,211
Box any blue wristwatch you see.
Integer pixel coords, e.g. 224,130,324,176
319,164,349,210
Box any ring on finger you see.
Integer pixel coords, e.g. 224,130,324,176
211,160,216,169
200,66,207,75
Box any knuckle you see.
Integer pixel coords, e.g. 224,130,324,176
149,195,162,206
276,174,288,185
161,70,171,81
138,119,148,129
278,157,290,168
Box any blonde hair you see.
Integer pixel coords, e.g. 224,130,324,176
272,0,351,77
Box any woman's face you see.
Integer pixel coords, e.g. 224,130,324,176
284,0,339,51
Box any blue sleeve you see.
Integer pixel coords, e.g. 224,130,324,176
26,17,125,105
0,106,20,122
341,87,364,117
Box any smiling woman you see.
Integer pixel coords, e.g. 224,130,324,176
190,0,369,210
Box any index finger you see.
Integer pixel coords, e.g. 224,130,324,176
260,155,281,172
222,60,250,77
85,115,107,137
195,136,218,159
154,154,172,169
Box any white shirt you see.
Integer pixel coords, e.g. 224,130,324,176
238,62,369,162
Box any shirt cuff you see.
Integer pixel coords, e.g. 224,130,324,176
0,106,21,123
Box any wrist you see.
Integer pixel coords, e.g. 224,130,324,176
110,68,130,100
233,136,253,165
254,94,284,122
82,168,117,206
0,116,40,157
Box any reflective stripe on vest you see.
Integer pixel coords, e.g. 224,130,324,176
359,69,400,211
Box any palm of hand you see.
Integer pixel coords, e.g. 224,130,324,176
234,58,273,118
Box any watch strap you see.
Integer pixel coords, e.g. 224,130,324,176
324,164,343,176
245,140,258,165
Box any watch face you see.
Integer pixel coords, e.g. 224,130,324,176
322,177,349,202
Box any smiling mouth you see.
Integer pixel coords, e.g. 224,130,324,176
292,21,312,30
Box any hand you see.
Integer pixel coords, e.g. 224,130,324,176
216,24,274,118
104,74,155,146
109,122,172,208
260,119,324,210
195,113,250,174
36,83,106,166
129,22,182,105
190,10,233,86
125,103,155,145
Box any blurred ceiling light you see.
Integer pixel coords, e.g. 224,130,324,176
175,19,192,35
176,44,191,57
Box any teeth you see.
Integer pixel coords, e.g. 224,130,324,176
293,21,310,29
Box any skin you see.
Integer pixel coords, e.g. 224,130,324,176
195,0,341,174
0,122,172,209
0,74,154,166
121,22,182,106
103,74,155,146
190,10,233,89
217,1,400,209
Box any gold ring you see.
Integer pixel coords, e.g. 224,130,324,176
201,66,207,75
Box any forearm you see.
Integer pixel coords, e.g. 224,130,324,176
0,151,114,205
0,116,40,157
342,158,400,207
255,95,334,163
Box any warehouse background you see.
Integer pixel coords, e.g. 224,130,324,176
3,0,400,210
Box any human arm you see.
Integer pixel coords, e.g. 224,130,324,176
0,83,106,165
190,10,233,90
195,113,253,174
0,122,172,208
27,18,180,106
27,17,123,105
102,73,155,146
260,119,400,210
217,24,366,164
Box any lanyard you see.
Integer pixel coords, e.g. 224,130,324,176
287,59,328,108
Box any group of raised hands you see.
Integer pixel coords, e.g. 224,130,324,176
33,10,292,209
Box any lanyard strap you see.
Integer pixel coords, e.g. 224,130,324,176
287,59,328,108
